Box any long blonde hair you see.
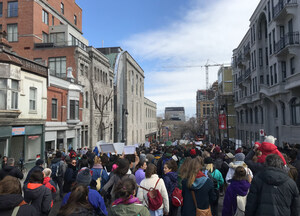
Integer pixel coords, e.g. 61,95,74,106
186,158,202,188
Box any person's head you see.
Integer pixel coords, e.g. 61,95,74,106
186,158,202,188
56,151,62,159
36,159,44,167
43,168,52,178
2,156,7,162
164,159,177,174
71,159,77,167
94,156,101,165
76,168,92,186
82,154,88,160
115,158,130,177
232,166,247,181
113,178,136,200
145,163,157,178
288,149,298,162
179,157,192,180
58,184,91,216
29,170,44,184
265,154,284,169
0,176,21,194
136,160,147,171
7,158,14,166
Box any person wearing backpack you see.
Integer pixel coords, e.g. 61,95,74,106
222,166,250,216
204,157,224,216
111,178,150,216
137,163,169,216
163,160,179,216
50,151,64,198
157,148,173,178
91,156,109,192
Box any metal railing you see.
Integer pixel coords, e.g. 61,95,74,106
274,32,299,54
244,68,251,79
274,0,297,19
237,75,244,84
244,43,250,55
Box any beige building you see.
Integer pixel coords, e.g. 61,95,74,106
99,47,145,145
144,97,157,142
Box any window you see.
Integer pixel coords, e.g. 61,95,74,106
52,98,57,119
259,48,263,66
255,107,258,124
274,63,277,84
95,94,98,109
290,57,295,75
260,106,264,124
7,1,18,17
42,10,49,25
29,87,36,111
11,80,18,109
80,64,84,75
74,15,77,25
269,33,272,55
281,61,286,80
281,102,286,125
0,79,7,110
0,25,2,32
52,16,54,26
291,98,300,125
7,24,18,42
61,3,64,14
85,92,88,108
42,32,48,43
50,32,65,44
270,66,273,85
0,2,3,17
49,57,66,78
70,100,79,120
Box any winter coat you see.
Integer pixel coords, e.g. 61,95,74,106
225,161,253,183
163,171,178,199
222,180,250,216
63,164,78,193
291,159,300,192
0,165,23,180
62,187,107,216
91,164,109,190
157,155,172,178
24,165,44,184
137,174,169,213
181,172,216,216
245,167,300,216
23,183,52,216
43,176,57,199
257,142,286,165
0,194,37,216
110,203,150,216
209,168,224,190
135,168,145,185
50,158,65,178
58,207,96,216
244,149,264,176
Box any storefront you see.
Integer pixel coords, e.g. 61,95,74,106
0,125,44,167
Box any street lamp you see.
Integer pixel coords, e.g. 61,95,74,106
121,106,128,144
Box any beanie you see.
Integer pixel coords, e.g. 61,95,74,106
264,135,277,144
190,149,196,156
76,168,92,186
235,153,245,162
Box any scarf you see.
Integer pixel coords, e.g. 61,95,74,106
112,195,141,206
196,170,206,178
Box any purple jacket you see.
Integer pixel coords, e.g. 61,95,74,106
163,171,178,199
135,168,145,185
222,180,250,216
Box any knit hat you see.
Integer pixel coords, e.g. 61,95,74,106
204,157,214,164
190,149,196,156
76,168,92,186
214,146,221,153
35,159,44,166
235,153,245,161
264,135,277,144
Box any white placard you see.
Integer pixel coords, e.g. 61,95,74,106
124,146,136,155
113,143,125,155
145,142,150,148
134,144,139,148
99,144,115,153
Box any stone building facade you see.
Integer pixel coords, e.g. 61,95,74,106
144,97,157,142
233,0,300,147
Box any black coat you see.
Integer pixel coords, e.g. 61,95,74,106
245,167,300,216
57,207,96,216
0,194,37,216
23,183,52,216
0,165,23,180
244,149,264,176
63,164,77,193
24,165,44,184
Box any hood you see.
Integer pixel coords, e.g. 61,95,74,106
23,183,45,199
191,171,208,190
92,164,103,169
166,172,177,182
259,142,278,153
259,167,289,186
43,177,51,185
229,161,247,169
111,203,145,215
51,158,61,164
230,180,251,196
0,194,23,210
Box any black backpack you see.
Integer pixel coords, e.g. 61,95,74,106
50,161,61,178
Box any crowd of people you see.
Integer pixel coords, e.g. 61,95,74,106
0,135,299,216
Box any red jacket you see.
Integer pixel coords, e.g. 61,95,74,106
257,142,286,165
43,177,56,193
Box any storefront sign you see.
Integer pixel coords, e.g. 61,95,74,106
28,135,39,140
12,127,25,136
219,114,227,130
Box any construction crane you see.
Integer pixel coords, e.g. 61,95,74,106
163,60,231,100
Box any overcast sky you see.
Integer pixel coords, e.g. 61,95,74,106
76,0,261,117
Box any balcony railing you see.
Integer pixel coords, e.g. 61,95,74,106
274,0,297,19
274,32,299,54
244,43,250,56
237,75,244,84
244,68,251,79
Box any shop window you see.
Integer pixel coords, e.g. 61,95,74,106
29,87,37,111
26,136,41,161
